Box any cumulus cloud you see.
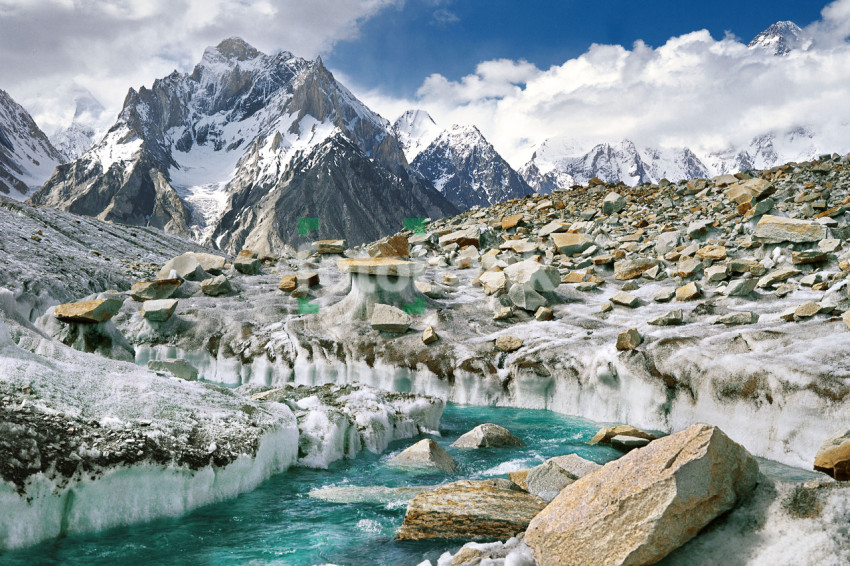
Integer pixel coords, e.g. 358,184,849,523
0,0,400,135
361,0,850,167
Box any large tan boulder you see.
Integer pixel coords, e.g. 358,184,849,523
187,252,227,274
337,257,425,277
130,279,181,301
551,232,592,256
614,258,659,280
814,429,850,480
397,479,547,541
157,253,208,281
753,215,827,243
526,424,759,566
54,298,123,323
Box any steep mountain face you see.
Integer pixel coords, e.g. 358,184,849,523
401,119,531,209
392,109,441,162
520,127,827,193
51,89,107,161
211,132,455,252
30,38,456,253
0,89,64,200
748,21,806,56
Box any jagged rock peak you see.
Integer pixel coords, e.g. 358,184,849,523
748,21,805,56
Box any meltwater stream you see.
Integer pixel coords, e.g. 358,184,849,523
2,404,625,566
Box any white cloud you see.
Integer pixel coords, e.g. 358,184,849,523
0,0,400,135
361,0,850,167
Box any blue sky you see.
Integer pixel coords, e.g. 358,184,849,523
327,0,826,97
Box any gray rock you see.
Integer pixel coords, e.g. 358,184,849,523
547,454,602,479
234,256,261,275
140,299,178,322
370,303,412,333
130,279,181,301
525,461,575,502
389,438,457,473
648,309,683,326
158,253,208,281
602,192,626,215
200,275,232,296
726,277,758,297
451,423,525,449
610,434,652,450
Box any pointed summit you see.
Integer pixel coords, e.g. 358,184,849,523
392,109,441,161
748,21,805,56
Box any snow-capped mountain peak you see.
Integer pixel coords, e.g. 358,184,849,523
0,89,63,200
411,120,531,208
748,21,806,56
51,88,107,161
30,39,456,254
392,109,441,162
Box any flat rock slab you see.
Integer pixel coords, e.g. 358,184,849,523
451,423,525,449
140,299,178,322
130,279,181,301
397,479,547,541
753,215,827,243
157,253,208,281
312,239,347,254
388,438,457,473
54,298,123,323
338,258,425,277
525,461,576,502
526,424,759,566
588,425,656,446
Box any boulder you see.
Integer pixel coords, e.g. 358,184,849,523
451,423,525,449
550,232,592,256
726,277,758,297
200,275,232,296
501,214,524,230
422,325,439,345
602,192,626,215
234,255,261,275
616,329,642,351
440,227,480,248
495,335,523,352
157,253,208,281
695,245,726,261
715,311,759,326
338,257,425,277
610,435,652,450
54,298,124,323
508,283,547,312
675,281,701,301
503,259,559,292
588,425,656,446
648,309,683,326
814,430,850,480
388,439,457,473
610,291,639,308
654,231,680,255
526,424,759,566
479,270,507,295
547,454,602,479
753,215,828,243
187,252,227,274
534,306,554,321
757,267,800,288
614,258,659,280
297,271,320,287
130,279,181,301
370,303,412,333
525,461,576,502
370,235,410,258
397,479,547,541
278,274,297,292
147,358,198,381
140,299,178,322
312,239,347,254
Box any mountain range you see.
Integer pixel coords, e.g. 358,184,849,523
28,38,458,254
0,21,845,252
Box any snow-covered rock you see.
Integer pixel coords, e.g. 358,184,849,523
0,89,63,200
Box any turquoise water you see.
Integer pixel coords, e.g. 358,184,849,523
2,404,623,566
